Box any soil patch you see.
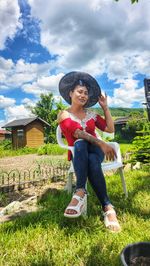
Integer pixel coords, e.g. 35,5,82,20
0,154,67,220
0,181,66,223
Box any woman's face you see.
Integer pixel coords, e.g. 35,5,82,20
70,85,89,106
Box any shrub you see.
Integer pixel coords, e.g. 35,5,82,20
120,143,133,156
113,132,123,143
0,145,37,158
16,146,38,155
37,143,66,155
0,139,12,150
37,144,47,155
131,122,150,163
46,144,66,155
131,134,150,163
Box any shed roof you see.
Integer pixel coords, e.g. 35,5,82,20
2,117,50,128
114,117,129,125
0,129,11,134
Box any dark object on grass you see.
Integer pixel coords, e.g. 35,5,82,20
120,242,150,266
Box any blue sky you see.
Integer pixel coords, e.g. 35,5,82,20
0,0,150,127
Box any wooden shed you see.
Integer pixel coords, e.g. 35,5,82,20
114,116,129,140
114,116,129,127
2,117,50,149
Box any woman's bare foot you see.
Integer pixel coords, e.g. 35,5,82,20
103,205,121,232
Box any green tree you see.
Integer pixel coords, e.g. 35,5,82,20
32,93,65,143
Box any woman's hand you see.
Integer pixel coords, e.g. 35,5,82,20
100,142,117,161
98,93,108,111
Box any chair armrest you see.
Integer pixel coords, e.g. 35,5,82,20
56,125,74,155
96,130,122,163
106,142,122,164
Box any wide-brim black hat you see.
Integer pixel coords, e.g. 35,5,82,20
59,71,101,107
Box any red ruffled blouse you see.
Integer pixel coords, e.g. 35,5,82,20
59,110,106,160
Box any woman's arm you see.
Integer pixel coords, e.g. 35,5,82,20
98,94,114,133
74,129,116,161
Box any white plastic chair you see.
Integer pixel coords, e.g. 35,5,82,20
56,125,128,210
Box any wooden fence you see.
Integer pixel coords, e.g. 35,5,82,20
0,164,69,193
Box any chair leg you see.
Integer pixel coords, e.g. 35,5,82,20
65,172,73,194
119,167,128,198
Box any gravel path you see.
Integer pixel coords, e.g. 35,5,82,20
0,154,66,172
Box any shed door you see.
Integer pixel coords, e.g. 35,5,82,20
17,129,25,148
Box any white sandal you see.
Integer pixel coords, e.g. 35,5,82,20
103,209,121,232
64,194,87,218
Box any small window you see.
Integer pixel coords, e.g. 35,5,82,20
17,129,24,137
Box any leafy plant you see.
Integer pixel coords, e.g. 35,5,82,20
131,122,150,163
36,157,69,168
37,143,66,155
0,139,12,150
0,146,37,158
37,144,47,155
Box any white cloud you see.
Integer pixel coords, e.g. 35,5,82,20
0,57,14,70
108,79,145,108
22,73,64,96
26,0,150,116
53,95,62,103
0,57,56,90
0,0,22,49
4,105,33,123
28,0,150,73
22,97,36,108
0,95,15,108
1,0,150,91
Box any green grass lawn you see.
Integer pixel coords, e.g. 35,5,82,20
0,168,150,266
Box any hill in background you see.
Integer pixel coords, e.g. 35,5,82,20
93,107,144,117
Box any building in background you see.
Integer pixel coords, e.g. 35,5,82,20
2,117,50,149
0,129,11,141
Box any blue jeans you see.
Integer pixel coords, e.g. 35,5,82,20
73,139,111,208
